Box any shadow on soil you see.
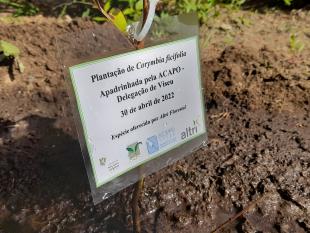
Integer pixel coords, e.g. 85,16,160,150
0,115,88,205
0,115,134,233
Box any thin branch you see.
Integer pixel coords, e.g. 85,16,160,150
131,2,149,232
52,1,93,11
132,3,149,231
211,194,267,233
132,177,145,233
143,0,149,23
93,0,114,22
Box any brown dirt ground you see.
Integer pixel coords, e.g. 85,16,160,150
0,8,310,233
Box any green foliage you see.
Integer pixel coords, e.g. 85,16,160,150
0,0,39,16
176,0,216,23
289,33,304,53
0,0,306,24
54,0,94,18
89,0,112,23
109,8,128,32
283,0,293,6
0,40,24,73
228,0,246,8
92,0,129,32
120,0,143,21
0,40,20,60
151,12,171,39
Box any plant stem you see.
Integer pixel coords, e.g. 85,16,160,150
92,1,148,231
132,177,145,233
53,1,93,11
132,3,148,231
93,0,114,22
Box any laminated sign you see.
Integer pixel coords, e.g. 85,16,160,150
68,28,207,204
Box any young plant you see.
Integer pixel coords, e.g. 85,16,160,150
229,0,246,9
177,0,216,23
93,0,128,33
0,0,39,16
289,33,304,53
0,40,24,73
93,2,148,233
54,0,98,19
120,0,144,22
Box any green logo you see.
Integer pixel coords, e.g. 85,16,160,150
127,142,142,160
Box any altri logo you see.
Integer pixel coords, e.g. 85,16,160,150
181,120,198,140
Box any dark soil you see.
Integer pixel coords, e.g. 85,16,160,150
0,8,310,233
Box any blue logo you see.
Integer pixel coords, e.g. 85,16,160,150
158,128,176,148
146,136,159,155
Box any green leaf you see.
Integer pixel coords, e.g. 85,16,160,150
135,0,143,11
123,8,135,16
109,8,128,32
290,34,305,53
104,0,112,12
0,40,20,58
283,0,292,6
59,5,68,17
82,8,90,18
92,16,107,22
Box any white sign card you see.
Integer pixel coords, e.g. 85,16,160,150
69,36,206,188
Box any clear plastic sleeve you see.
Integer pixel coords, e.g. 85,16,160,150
56,13,207,205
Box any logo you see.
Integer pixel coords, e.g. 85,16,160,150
127,142,142,160
146,136,159,155
181,120,199,140
158,128,176,148
99,157,107,166
193,118,201,127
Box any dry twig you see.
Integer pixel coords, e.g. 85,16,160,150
211,194,266,233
